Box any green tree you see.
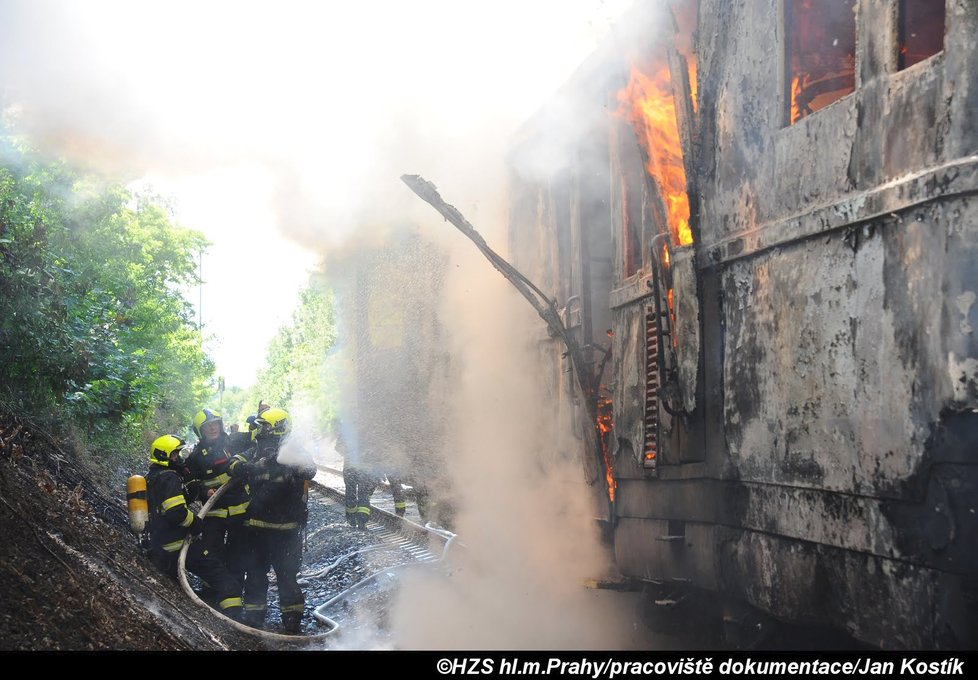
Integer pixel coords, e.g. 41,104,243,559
245,270,338,432
1,129,213,462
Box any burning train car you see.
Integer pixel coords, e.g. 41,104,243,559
327,228,453,525
507,0,976,648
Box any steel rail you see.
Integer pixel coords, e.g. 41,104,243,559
308,478,458,630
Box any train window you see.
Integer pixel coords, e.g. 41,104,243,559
623,183,644,278
617,54,693,265
898,0,945,70
785,0,857,125
612,117,646,279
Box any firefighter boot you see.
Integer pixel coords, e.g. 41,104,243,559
282,611,302,634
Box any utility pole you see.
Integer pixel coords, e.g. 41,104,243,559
198,248,203,333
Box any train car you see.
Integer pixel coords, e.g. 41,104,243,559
507,0,977,648
326,227,454,526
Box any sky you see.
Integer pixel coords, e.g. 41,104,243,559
0,0,635,387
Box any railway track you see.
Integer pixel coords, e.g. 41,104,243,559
303,474,456,642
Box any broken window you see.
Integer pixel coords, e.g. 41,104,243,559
611,115,647,279
785,0,857,125
617,49,693,250
898,0,945,70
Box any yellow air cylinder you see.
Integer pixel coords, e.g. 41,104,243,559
127,475,148,533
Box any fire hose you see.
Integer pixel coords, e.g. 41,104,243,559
177,480,340,643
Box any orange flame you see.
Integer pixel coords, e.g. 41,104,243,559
617,63,693,247
596,394,616,502
789,74,807,124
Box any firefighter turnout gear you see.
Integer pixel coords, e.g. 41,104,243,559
389,475,407,517
185,421,254,589
242,409,316,633
344,465,376,529
334,426,373,528
145,437,242,620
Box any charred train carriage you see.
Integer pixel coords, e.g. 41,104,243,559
506,1,977,648
327,230,453,524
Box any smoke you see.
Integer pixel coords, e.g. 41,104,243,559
371,217,633,649
0,0,631,227
0,0,634,386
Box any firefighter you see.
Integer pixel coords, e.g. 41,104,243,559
185,408,253,590
234,407,316,633
245,401,271,439
335,426,375,528
387,472,407,517
145,434,243,619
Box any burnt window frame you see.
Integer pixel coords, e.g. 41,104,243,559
619,118,648,281
897,0,946,71
783,0,859,127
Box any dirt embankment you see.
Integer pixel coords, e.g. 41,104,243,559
0,411,256,651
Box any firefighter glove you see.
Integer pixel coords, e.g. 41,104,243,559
229,460,251,480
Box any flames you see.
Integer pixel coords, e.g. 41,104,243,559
789,74,807,125
596,394,616,502
617,62,693,247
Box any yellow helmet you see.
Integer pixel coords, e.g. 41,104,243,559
192,408,223,438
150,434,186,466
253,407,290,442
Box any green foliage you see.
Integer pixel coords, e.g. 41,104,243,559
243,270,339,432
216,385,250,431
0,131,213,459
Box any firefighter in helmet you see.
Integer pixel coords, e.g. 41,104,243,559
145,434,243,619
185,408,254,590
245,401,271,437
232,407,316,633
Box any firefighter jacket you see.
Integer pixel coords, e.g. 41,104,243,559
246,451,316,531
186,431,253,519
146,463,200,554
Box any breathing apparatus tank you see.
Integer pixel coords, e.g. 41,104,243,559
126,474,148,533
